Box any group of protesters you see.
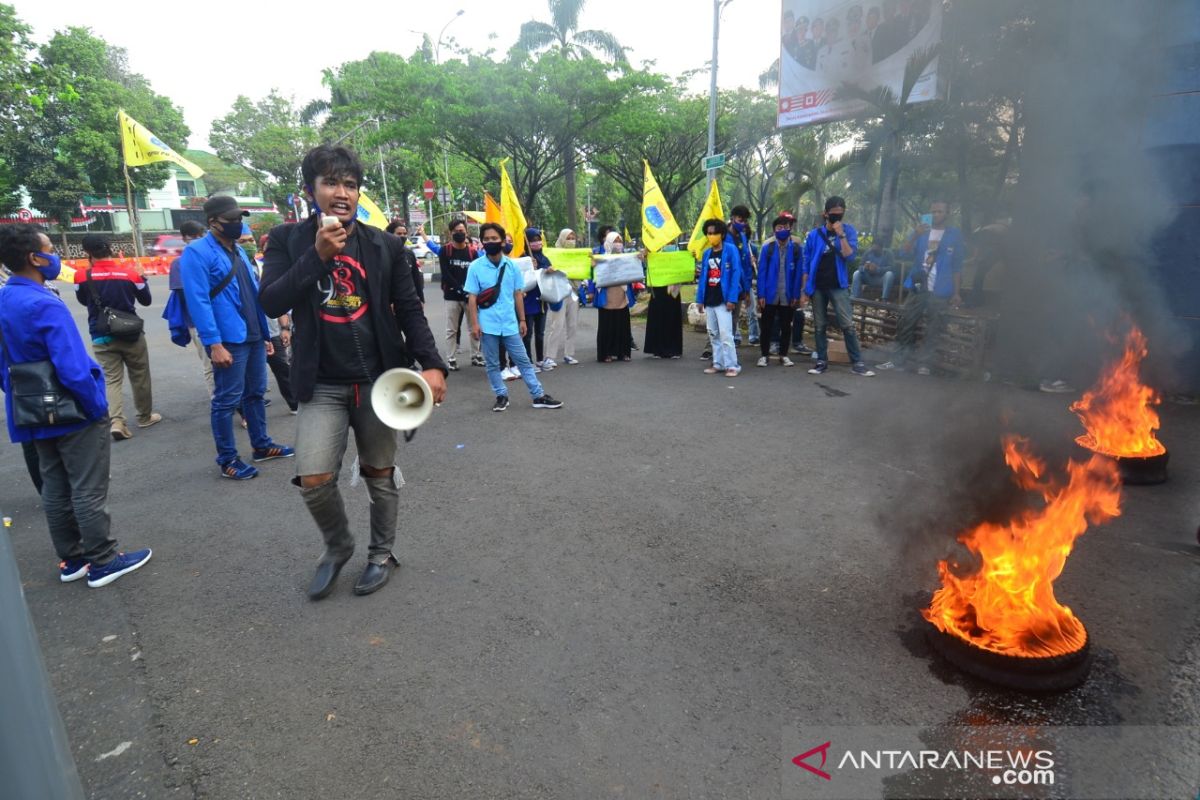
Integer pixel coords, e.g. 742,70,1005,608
0,140,967,599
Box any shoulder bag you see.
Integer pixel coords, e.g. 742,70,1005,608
0,325,88,428
86,269,144,340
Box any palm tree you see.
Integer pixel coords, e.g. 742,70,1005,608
778,125,865,225
515,0,627,230
836,44,940,246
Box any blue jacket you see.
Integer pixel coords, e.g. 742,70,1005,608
802,224,859,295
901,227,966,297
0,276,108,443
696,240,743,306
179,233,271,347
756,237,804,304
728,230,758,294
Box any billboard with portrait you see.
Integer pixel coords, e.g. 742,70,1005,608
778,0,942,127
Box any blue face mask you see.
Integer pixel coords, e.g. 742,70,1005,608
33,252,62,281
732,222,747,233
774,229,791,241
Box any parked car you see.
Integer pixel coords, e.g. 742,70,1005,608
149,235,186,258
407,234,440,261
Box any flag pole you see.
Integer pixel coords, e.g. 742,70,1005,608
118,111,144,257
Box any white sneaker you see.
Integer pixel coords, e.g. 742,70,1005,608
780,356,795,367
756,356,768,367
503,367,519,381
563,356,580,365
542,358,557,369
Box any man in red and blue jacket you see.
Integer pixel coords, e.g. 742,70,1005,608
74,234,160,440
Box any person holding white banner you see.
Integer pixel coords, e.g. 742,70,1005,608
588,231,641,363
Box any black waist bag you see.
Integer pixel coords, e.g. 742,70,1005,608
475,262,508,309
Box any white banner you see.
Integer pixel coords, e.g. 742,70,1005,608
778,0,942,128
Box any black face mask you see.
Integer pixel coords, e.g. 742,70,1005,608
452,231,467,243
483,241,504,256
826,213,843,224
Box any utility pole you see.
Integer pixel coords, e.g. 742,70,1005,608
707,0,733,187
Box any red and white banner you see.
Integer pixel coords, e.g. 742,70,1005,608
777,0,942,128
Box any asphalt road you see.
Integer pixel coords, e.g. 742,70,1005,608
2,280,1198,799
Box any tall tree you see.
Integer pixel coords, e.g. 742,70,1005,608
11,26,188,237
514,0,627,230
836,45,940,246
209,91,317,210
0,4,32,214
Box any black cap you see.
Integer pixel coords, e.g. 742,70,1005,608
202,195,249,220
825,196,847,211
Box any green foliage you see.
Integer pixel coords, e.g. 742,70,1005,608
6,24,188,230
209,90,318,210
249,212,283,241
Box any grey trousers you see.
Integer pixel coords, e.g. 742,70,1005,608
34,419,117,565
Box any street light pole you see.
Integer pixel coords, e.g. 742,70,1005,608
707,0,733,186
335,117,391,216
435,9,465,65
436,9,465,222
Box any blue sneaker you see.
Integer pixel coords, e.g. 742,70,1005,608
59,558,89,583
807,360,828,375
220,457,259,480
252,443,295,462
87,549,152,588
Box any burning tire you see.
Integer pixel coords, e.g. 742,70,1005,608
925,621,1093,691
1113,450,1169,485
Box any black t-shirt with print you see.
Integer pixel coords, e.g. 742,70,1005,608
815,232,840,291
704,255,725,307
315,232,384,383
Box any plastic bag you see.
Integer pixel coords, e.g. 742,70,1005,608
513,257,538,292
537,269,573,304
593,254,644,288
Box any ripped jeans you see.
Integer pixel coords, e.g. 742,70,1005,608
295,382,401,564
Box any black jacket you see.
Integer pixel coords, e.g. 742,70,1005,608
401,243,424,303
260,217,446,403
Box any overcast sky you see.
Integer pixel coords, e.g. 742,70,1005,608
14,0,782,149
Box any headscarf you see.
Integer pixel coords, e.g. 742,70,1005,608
554,228,576,248
603,230,624,254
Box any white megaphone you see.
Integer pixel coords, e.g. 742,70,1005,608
370,368,433,433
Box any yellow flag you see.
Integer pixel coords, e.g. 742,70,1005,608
118,109,204,179
355,191,389,229
498,159,527,257
687,179,725,260
641,161,682,253
483,192,502,224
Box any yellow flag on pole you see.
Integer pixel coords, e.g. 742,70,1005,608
118,109,204,179
498,159,527,257
687,179,725,260
641,161,682,253
355,191,389,229
484,192,502,224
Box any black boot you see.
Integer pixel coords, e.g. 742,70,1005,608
300,480,353,599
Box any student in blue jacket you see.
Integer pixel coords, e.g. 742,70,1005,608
878,201,966,374
697,219,744,376
800,197,875,377
755,214,805,367
179,195,293,480
0,224,152,588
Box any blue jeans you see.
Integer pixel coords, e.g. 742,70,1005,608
810,288,863,364
850,268,896,301
705,303,738,370
210,340,270,464
482,333,544,399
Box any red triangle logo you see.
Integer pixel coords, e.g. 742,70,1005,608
792,741,832,780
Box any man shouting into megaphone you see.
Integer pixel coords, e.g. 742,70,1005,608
261,144,448,600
